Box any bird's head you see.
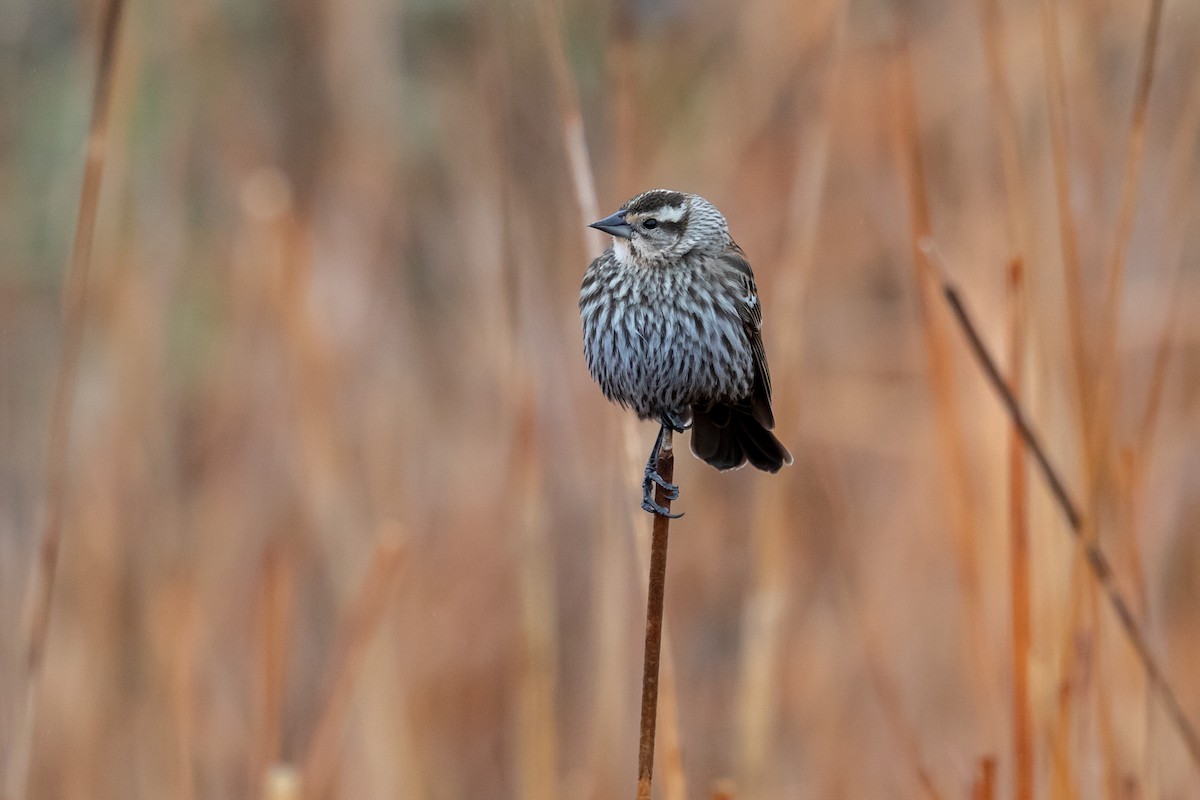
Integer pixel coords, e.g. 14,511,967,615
589,189,729,267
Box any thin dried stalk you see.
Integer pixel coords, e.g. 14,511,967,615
853,568,947,800
1098,0,1164,359
925,242,1200,774
8,2,127,798
820,442,948,800
888,20,991,713
534,3,687,797
300,536,406,799
254,540,296,795
1038,5,1096,787
1135,66,1200,472
513,396,559,800
637,432,676,800
972,757,997,800
1007,258,1034,800
737,7,847,793
1039,0,1093,444
534,0,600,251
977,0,1034,262
1088,0,1166,547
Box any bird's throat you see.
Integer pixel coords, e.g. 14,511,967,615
613,238,636,267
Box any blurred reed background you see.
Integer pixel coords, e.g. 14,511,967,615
2,0,1200,797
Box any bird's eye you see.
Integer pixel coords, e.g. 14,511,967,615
643,218,659,229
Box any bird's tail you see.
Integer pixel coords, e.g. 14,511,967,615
690,403,793,473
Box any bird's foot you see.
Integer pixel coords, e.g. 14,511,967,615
642,496,683,519
642,469,682,518
643,466,679,499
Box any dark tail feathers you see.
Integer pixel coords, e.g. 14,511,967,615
690,403,793,473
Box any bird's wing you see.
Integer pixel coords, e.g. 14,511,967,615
721,245,775,429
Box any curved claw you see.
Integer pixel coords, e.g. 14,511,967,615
642,498,684,519
644,469,679,499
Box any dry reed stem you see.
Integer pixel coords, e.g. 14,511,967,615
1135,66,1200,472
1038,4,1099,785
818,446,948,800
654,633,687,800
513,395,560,800
972,757,997,800
1121,67,1200,795
975,5,1038,789
167,577,198,800
534,0,600,248
977,0,1034,262
888,20,992,717
1062,11,1174,761
854,581,947,800
637,431,675,800
300,536,406,800
975,3,1039,785
736,9,846,794
622,428,688,800
1097,0,1164,372
924,243,1200,774
1007,258,1034,800
535,3,687,797
7,2,127,798
1086,0,1166,586
255,540,297,795
1038,0,1094,454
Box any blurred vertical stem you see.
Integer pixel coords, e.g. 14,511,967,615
637,431,674,800
927,248,1200,775
888,19,992,719
9,2,127,798
1006,258,1034,800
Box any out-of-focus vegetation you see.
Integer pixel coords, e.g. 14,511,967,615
2,0,1200,797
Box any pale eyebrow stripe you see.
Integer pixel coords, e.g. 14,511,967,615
644,204,685,223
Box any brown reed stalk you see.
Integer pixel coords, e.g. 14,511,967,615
1038,4,1099,787
977,0,1034,261
1006,258,1035,800
1087,0,1166,558
855,580,948,800
1135,65,1200,477
888,18,992,714
300,536,406,799
815,440,948,800
1097,0,1164,372
636,431,676,800
6,2,127,798
924,242,1200,774
972,757,997,800
736,9,846,794
254,540,296,794
512,395,560,800
1060,4,1167,773
533,0,599,241
1039,0,1093,445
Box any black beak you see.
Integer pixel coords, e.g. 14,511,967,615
588,210,633,240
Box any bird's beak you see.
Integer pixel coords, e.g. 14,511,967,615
589,210,633,239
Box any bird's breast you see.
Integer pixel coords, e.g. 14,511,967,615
580,260,754,417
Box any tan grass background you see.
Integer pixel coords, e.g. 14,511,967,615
2,0,1200,797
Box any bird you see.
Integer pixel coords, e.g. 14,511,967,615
579,189,792,517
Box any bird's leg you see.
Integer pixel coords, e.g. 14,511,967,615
642,424,682,518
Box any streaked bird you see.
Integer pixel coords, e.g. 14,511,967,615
580,189,792,517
